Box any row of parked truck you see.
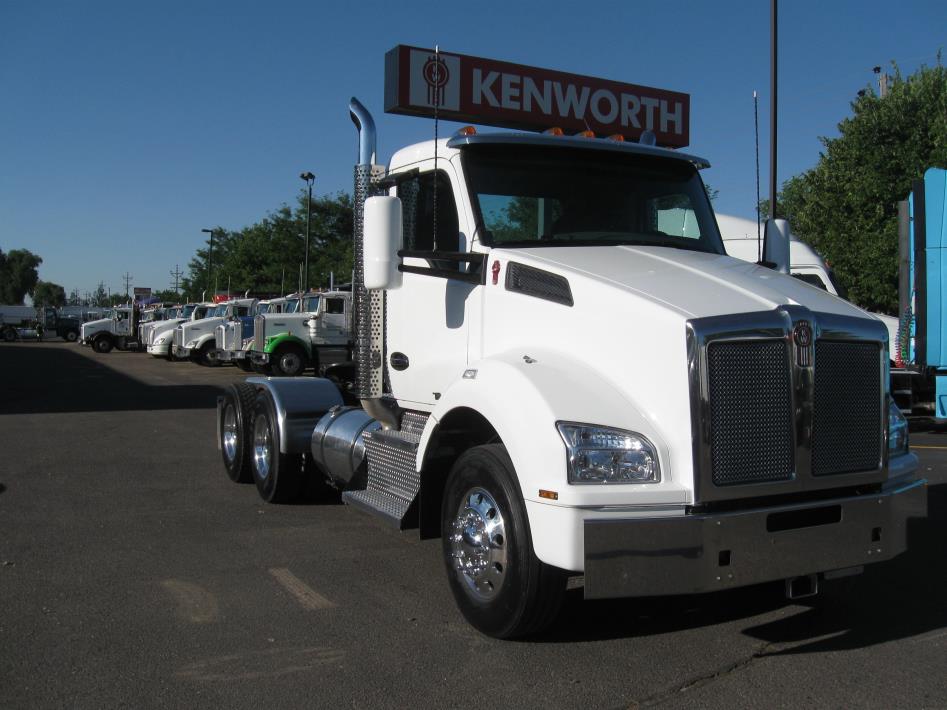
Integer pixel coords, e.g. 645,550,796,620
77,290,354,377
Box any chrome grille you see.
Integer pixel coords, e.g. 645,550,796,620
254,315,264,351
707,340,794,486
813,341,883,475
688,307,887,504
173,327,183,347
215,324,228,351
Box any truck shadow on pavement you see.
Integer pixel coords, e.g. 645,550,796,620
0,344,224,414
533,481,945,650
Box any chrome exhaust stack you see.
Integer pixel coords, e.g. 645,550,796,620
349,97,400,430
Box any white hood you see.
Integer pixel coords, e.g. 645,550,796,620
81,317,113,339
510,245,867,321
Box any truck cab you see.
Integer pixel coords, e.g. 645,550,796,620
248,291,352,376
215,299,270,371
80,306,140,352
146,303,211,358
173,299,254,366
218,98,925,639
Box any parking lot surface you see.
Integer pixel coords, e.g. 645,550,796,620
1,341,945,708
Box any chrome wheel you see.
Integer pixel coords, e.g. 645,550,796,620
253,414,272,480
222,404,238,463
279,351,302,374
449,487,508,601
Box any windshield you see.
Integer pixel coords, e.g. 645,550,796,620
463,145,723,253
303,296,320,313
285,299,300,314
194,306,209,319
213,305,228,317
183,305,195,318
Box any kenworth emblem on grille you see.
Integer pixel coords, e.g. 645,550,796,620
793,321,813,367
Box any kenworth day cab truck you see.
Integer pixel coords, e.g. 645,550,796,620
80,305,145,352
215,49,926,638
145,303,212,358
247,290,353,376
173,299,256,366
215,300,269,372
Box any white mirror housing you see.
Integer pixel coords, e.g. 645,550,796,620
363,196,403,290
764,218,791,275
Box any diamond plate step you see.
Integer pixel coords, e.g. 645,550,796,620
341,427,422,528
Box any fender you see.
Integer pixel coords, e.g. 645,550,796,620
264,333,311,359
193,333,217,350
417,348,686,510
246,376,343,453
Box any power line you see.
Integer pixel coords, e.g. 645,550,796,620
122,272,133,299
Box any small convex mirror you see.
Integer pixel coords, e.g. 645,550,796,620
363,196,404,290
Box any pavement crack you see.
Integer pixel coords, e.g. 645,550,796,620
631,642,775,708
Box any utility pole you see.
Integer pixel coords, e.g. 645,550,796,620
873,66,889,98
300,172,315,292
122,272,133,300
201,228,216,297
170,265,184,295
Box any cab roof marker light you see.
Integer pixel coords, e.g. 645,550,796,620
575,130,595,138
456,125,477,136
543,127,564,136
639,130,657,146
606,133,625,142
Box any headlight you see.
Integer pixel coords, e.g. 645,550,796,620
185,340,198,349
888,399,909,457
156,334,169,344
557,423,660,484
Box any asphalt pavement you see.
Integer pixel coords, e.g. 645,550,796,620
0,341,945,709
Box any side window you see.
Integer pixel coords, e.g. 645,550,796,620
325,299,345,315
792,273,828,290
237,307,249,316
398,171,460,252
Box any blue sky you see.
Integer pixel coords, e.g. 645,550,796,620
1,0,944,298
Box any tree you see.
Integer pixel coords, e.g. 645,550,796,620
33,281,66,307
776,62,947,313
91,282,109,307
179,191,354,299
0,248,42,304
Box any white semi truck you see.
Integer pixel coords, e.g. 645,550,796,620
172,299,255,366
144,303,213,358
80,305,144,352
246,290,354,376
216,97,926,638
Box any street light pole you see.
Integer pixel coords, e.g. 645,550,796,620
201,228,215,298
300,172,315,292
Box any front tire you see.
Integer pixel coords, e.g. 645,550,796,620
219,383,257,483
93,335,113,353
195,341,220,367
271,344,306,377
236,358,253,373
441,444,566,639
249,391,304,503
63,329,79,342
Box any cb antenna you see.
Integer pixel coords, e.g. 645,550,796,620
432,44,440,251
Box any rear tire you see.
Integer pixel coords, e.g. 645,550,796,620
93,335,113,353
219,383,257,483
2,327,16,342
63,329,79,342
249,391,304,503
441,444,566,639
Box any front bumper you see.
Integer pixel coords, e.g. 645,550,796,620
583,474,927,599
173,344,193,358
216,349,247,363
147,342,170,356
251,352,270,365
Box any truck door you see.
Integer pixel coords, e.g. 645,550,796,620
386,165,476,407
320,297,348,342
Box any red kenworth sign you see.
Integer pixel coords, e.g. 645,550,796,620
384,45,690,148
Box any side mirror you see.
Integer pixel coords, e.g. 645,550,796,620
363,196,403,290
763,218,791,275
